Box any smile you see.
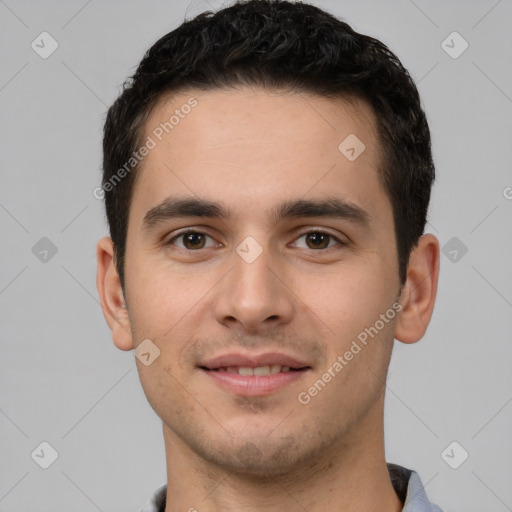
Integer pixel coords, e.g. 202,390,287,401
208,365,299,375
200,365,310,396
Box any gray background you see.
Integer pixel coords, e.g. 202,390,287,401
1,0,511,510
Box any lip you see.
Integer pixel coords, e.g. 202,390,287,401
199,352,311,370
198,351,312,397
201,367,310,396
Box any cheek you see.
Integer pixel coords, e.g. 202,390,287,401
126,252,213,337
296,261,392,347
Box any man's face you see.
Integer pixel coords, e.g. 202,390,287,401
123,87,402,475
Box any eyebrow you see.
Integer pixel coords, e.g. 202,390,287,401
141,195,371,231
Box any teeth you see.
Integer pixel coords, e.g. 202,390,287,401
270,364,281,374
253,365,271,376
215,365,294,375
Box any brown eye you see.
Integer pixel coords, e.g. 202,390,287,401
182,232,206,249
292,230,344,251
304,232,331,249
167,231,217,250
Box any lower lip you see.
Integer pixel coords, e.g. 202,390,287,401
201,369,309,396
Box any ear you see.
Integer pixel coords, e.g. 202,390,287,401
394,233,440,344
96,236,134,351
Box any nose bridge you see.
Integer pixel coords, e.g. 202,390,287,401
214,236,293,329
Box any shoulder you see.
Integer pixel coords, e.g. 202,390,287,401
387,463,444,512
138,484,167,512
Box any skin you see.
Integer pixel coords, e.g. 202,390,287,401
97,87,439,512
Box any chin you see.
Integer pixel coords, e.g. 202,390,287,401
193,433,318,480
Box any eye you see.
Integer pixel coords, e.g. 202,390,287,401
164,229,345,252
292,230,345,250
166,230,219,250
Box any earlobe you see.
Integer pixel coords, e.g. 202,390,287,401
394,233,440,344
96,236,134,351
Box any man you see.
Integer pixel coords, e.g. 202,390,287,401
96,1,442,510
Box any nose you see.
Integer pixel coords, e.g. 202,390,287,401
213,240,294,333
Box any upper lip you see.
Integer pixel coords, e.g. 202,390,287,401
199,352,311,370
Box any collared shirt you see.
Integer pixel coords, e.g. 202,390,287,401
139,463,443,511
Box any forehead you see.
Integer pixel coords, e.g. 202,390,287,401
143,87,381,162
130,87,389,228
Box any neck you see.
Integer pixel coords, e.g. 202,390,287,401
163,398,402,512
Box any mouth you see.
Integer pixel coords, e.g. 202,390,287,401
198,353,312,396
201,365,307,375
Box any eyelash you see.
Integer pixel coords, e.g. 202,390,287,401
165,228,347,252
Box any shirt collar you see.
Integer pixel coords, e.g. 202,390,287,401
388,463,443,511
